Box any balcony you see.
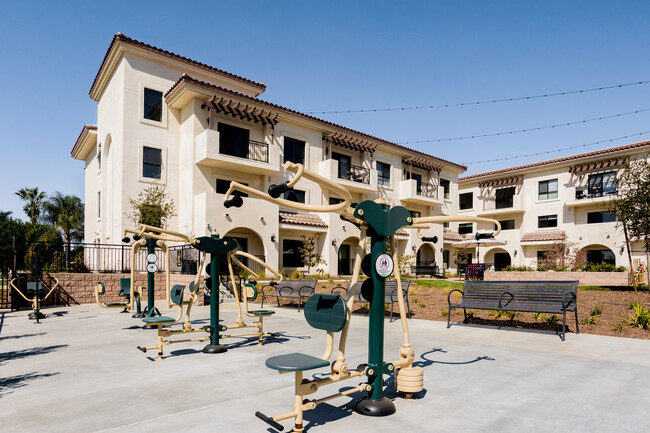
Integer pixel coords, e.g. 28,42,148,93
477,194,524,216
318,159,376,193
399,179,443,206
195,129,278,174
566,185,617,207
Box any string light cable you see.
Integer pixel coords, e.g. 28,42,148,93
461,131,650,166
307,80,650,114
399,107,650,145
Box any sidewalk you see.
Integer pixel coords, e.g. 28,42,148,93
1,302,649,432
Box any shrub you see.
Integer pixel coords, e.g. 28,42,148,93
590,305,603,316
533,312,542,320
466,310,475,319
627,303,650,329
545,315,559,325
504,265,535,272
615,321,626,332
581,317,597,325
577,262,627,272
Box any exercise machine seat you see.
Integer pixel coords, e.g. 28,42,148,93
265,294,347,372
266,352,330,372
249,309,275,316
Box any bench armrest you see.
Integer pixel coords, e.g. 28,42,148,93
260,285,276,295
278,286,294,297
498,291,514,309
447,288,464,306
299,285,315,297
390,288,407,302
330,286,348,297
562,291,577,310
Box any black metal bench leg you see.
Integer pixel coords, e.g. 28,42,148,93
447,307,452,328
389,301,394,322
260,295,264,308
463,308,467,323
406,299,411,319
574,309,580,334
561,310,567,341
297,297,302,313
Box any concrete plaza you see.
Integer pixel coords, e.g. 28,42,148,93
1,302,649,432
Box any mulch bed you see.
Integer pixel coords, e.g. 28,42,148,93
264,280,650,340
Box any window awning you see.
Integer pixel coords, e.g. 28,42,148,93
478,176,521,188
323,132,377,153
202,96,278,127
403,157,443,173
569,158,626,173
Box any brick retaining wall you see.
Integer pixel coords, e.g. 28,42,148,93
484,271,632,286
49,273,204,306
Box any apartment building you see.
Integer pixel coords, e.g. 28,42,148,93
71,33,466,275
457,141,650,272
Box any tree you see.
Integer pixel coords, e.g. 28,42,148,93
43,193,84,270
538,241,582,271
128,183,176,229
298,234,326,275
15,187,47,223
0,211,26,273
608,155,650,291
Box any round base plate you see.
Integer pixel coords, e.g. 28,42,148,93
354,397,396,417
203,344,228,354
142,324,158,330
132,313,143,318
28,312,45,320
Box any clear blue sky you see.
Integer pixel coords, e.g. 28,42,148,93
2,0,650,222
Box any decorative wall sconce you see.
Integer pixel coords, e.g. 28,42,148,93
514,250,518,257
412,245,417,253
271,234,277,243
225,214,230,219
260,217,265,223
332,239,337,247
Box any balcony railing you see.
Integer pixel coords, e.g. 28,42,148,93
575,186,617,200
417,183,438,199
220,139,269,163
339,164,370,184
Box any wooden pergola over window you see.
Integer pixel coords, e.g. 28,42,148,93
403,157,443,174
323,132,377,155
477,176,521,188
568,158,626,174
202,96,279,129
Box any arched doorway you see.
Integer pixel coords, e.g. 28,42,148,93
416,243,436,266
338,236,359,276
582,244,616,266
223,227,266,275
490,248,511,271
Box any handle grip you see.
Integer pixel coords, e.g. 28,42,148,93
224,195,244,208
255,411,284,431
268,182,292,198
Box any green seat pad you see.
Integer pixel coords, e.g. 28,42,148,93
265,352,330,372
250,310,275,316
105,302,128,307
142,316,176,324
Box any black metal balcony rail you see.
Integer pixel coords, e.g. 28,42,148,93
417,183,439,198
338,164,370,184
220,139,269,163
575,186,617,200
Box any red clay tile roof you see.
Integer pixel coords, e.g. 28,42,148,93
89,33,266,98
520,230,566,242
459,140,650,183
395,229,409,236
279,212,328,228
443,230,464,242
165,74,467,171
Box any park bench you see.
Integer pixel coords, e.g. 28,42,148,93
260,280,317,312
331,280,411,322
447,280,579,340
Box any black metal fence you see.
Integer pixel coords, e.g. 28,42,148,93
8,240,267,276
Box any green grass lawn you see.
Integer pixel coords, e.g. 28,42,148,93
412,279,463,290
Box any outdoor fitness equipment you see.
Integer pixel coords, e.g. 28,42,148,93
224,161,501,432
121,224,191,325
10,256,60,322
126,224,282,358
94,278,142,315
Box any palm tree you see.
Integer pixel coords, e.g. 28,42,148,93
43,193,84,270
15,187,47,223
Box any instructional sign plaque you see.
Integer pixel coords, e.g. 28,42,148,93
375,253,394,278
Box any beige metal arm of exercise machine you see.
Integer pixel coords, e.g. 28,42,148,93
11,275,60,314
